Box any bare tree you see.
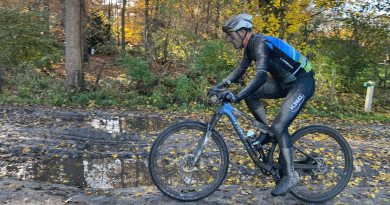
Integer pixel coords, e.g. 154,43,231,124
65,0,83,89
121,0,127,53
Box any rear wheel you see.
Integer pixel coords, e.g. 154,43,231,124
286,125,353,203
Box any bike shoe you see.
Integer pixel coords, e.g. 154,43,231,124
271,171,300,197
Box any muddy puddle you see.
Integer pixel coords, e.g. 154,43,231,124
56,115,172,134
1,156,153,189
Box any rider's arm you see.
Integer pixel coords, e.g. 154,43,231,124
217,53,252,87
235,41,270,101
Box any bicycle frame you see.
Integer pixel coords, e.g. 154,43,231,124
192,103,277,173
192,102,320,173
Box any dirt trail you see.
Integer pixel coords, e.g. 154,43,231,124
0,102,389,204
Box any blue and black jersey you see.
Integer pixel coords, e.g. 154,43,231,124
220,34,315,101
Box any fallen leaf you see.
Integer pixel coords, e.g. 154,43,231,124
22,147,31,153
0,153,12,158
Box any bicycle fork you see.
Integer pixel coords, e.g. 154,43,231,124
191,113,222,166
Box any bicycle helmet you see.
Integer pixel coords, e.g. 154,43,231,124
222,14,253,33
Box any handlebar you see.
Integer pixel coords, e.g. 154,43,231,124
208,88,233,104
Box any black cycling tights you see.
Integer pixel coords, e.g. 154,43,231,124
244,76,315,149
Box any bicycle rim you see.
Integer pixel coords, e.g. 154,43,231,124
149,122,229,202
289,125,353,203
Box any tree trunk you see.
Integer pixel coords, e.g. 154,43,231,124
121,0,127,53
163,24,170,64
144,0,155,61
65,0,83,89
385,66,388,89
214,1,220,38
116,0,120,45
107,0,112,41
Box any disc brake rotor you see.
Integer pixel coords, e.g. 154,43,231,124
312,157,328,175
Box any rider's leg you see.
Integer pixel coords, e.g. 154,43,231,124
245,99,268,126
245,76,288,145
245,76,284,126
271,77,315,197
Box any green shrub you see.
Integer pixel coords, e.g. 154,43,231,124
173,74,194,105
0,7,62,70
151,84,171,109
95,41,119,55
191,40,240,83
116,55,155,93
311,37,371,93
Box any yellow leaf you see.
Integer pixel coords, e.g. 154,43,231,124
23,147,31,153
112,154,118,158
86,192,91,195
62,155,68,159
366,193,375,198
82,153,88,158
135,193,143,197
113,134,116,138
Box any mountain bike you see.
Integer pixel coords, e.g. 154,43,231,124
148,90,353,203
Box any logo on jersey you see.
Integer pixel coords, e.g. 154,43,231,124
289,94,305,112
280,58,293,69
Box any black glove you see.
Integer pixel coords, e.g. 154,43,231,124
207,85,223,97
220,90,240,103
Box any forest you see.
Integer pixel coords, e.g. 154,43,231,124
0,0,389,121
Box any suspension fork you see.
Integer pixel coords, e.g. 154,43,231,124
191,112,222,166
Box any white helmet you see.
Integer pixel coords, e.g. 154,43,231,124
222,14,253,33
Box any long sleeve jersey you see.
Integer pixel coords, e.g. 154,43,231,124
220,34,315,100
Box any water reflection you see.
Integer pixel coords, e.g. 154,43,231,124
0,157,152,189
88,116,171,134
90,118,123,134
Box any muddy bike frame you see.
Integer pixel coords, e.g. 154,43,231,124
191,102,321,176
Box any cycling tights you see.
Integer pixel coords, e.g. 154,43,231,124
244,76,315,148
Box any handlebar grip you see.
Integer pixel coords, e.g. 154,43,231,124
225,93,233,100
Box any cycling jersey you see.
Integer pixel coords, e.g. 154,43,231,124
220,35,315,101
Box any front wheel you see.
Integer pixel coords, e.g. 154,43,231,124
287,125,353,203
148,121,229,202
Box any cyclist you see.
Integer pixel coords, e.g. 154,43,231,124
208,14,315,196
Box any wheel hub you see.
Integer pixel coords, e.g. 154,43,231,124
180,154,197,172
312,157,327,175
